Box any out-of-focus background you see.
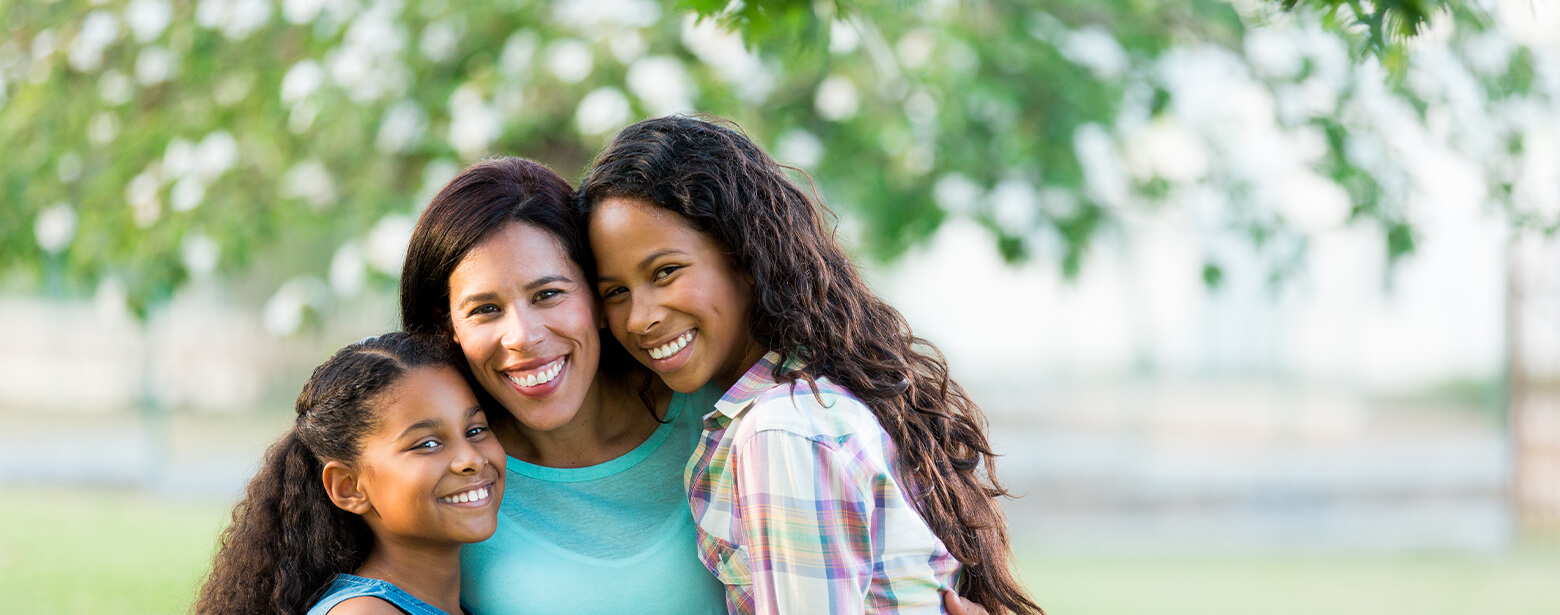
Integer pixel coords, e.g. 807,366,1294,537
4,0,1560,612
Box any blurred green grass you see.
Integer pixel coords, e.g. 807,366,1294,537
3,488,1558,614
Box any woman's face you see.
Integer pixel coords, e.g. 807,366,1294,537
350,366,505,545
447,222,601,434
589,197,763,394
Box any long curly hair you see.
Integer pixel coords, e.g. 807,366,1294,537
193,332,457,614
578,115,1041,614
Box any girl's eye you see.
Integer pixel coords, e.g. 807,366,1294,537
654,265,681,280
600,286,626,300
468,304,498,318
414,439,440,451
534,289,562,303
466,425,489,439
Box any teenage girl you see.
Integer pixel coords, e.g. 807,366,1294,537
194,332,505,615
578,116,1042,615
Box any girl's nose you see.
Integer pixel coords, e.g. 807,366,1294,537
626,295,665,336
450,441,486,475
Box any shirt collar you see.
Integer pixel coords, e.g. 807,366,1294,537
710,350,803,422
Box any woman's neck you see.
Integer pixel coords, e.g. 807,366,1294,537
354,539,463,615
496,371,670,468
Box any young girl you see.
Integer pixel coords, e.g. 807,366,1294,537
195,332,505,615
578,116,1042,614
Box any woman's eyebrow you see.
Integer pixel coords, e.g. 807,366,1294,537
453,291,500,310
525,274,572,291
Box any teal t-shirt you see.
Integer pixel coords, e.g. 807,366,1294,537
460,385,726,615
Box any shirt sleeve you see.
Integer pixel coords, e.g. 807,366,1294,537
730,428,948,615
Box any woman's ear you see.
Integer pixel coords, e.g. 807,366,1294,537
322,460,373,515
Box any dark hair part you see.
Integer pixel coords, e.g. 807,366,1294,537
579,116,1041,614
194,332,458,615
398,157,646,415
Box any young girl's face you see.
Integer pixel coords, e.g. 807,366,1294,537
589,197,765,393
351,366,506,546
447,222,601,434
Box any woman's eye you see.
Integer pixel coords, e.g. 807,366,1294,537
654,265,680,280
468,304,498,317
534,289,562,303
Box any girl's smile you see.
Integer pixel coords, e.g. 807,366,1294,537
588,197,766,393
343,365,506,546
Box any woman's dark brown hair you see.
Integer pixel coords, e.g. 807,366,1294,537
193,332,457,614
578,115,1041,614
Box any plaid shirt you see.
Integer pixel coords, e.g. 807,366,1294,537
685,351,959,614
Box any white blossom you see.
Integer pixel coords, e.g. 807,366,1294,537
34,202,77,254
575,87,630,137
282,158,337,208
68,11,119,72
126,0,173,43
448,85,501,159
181,232,220,276
377,99,426,154
627,56,694,116
815,74,859,122
775,129,824,170
170,176,206,212
98,70,133,105
545,39,594,84
366,214,414,275
135,46,176,85
329,241,366,297
933,173,982,216
281,59,325,104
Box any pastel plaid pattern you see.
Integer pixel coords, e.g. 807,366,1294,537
686,351,959,614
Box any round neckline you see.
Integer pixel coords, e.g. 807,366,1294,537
504,394,685,483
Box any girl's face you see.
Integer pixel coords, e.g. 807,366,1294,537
589,197,764,393
447,222,601,433
350,366,505,546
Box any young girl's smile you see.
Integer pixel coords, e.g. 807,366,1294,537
345,365,506,546
589,197,765,393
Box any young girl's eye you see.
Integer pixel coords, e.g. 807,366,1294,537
654,265,681,280
600,285,627,300
533,289,562,303
466,425,489,439
413,439,440,451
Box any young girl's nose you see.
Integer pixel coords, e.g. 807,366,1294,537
450,441,486,474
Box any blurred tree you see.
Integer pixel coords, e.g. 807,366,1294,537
1,0,1554,330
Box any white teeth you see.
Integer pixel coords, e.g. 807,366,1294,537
507,359,563,388
442,487,489,504
649,332,692,360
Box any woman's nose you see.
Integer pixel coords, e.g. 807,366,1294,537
500,308,545,351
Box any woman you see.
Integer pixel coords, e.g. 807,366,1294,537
399,157,726,615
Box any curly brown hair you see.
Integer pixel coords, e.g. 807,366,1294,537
578,115,1041,614
193,332,457,614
